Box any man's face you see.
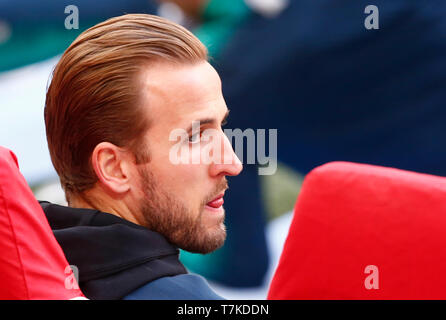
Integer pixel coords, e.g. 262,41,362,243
134,61,242,253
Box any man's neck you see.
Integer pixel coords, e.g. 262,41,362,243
69,188,144,226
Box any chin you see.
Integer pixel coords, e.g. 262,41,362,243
180,223,227,254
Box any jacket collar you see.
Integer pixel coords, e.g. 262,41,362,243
40,201,187,299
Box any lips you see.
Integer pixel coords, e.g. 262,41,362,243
206,194,224,209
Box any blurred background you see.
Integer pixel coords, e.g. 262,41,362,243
1,0,445,299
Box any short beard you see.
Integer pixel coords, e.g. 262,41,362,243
138,167,227,254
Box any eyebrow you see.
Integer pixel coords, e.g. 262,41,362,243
186,109,230,134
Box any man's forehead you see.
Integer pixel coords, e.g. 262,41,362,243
139,61,225,124
141,61,221,103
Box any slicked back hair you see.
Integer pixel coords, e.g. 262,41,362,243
45,14,208,201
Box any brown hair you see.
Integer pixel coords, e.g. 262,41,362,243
45,14,207,200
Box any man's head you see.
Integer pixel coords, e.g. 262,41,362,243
45,14,242,253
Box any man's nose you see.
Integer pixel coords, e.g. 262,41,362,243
208,132,243,177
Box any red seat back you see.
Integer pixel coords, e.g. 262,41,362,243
268,162,446,299
0,146,84,299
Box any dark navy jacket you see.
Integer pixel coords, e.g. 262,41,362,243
40,201,223,300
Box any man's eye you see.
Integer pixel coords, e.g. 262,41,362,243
188,131,201,144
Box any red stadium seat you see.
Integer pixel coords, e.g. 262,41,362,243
0,146,84,300
268,161,446,299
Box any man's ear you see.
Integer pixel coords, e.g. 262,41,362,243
90,142,132,194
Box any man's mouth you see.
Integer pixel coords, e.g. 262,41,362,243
206,193,224,209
